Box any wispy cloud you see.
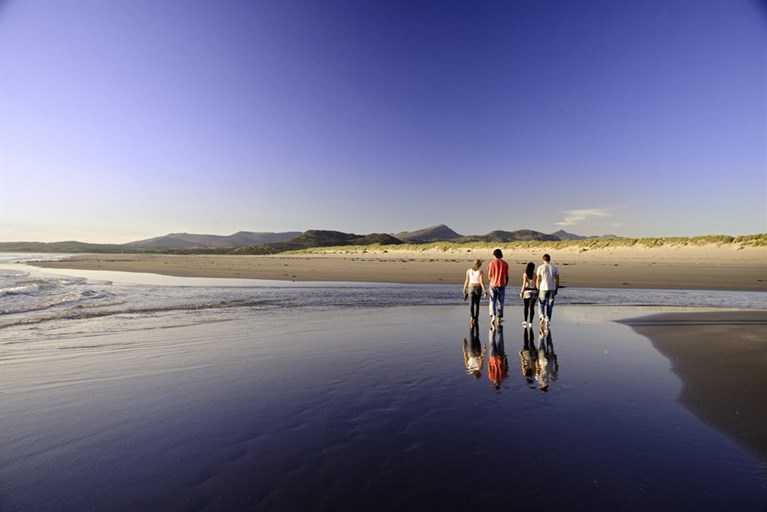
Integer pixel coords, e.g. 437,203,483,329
556,208,613,227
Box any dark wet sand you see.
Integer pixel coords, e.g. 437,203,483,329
622,310,767,461
2,305,765,510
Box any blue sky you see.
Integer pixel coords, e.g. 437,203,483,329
2,0,765,243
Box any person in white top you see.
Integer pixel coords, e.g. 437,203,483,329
463,259,487,326
535,253,559,328
519,261,538,327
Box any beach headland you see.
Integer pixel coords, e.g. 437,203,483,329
32,243,767,290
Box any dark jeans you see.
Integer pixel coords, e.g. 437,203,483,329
489,286,506,319
523,296,536,323
469,285,482,319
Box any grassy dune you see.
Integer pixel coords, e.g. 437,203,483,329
294,233,767,255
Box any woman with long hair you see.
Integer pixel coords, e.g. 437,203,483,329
519,262,538,327
463,259,487,325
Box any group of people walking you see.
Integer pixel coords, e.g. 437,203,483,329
462,249,560,330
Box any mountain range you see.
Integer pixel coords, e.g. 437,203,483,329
394,225,616,243
126,231,302,249
0,225,619,254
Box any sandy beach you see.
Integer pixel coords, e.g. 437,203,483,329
33,244,767,290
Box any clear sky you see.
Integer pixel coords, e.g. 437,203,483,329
2,0,765,243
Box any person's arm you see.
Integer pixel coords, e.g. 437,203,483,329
555,271,560,291
520,274,526,296
463,269,470,292
480,270,487,296
536,271,541,289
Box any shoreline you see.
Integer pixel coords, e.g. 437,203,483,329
31,245,767,291
621,310,767,461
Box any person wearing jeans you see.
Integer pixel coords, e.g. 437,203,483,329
535,253,559,328
462,259,487,325
487,248,509,328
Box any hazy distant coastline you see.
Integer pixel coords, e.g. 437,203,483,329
2,224,765,255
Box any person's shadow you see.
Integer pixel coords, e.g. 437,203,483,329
463,321,484,379
535,328,559,392
487,325,509,390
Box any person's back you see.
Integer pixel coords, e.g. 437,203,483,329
537,261,558,291
488,258,509,287
463,259,486,325
535,254,559,327
487,249,509,327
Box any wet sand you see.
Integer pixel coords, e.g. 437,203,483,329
622,310,767,461
2,305,765,510
33,244,767,290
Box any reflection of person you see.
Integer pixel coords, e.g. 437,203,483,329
519,327,535,384
535,328,558,392
487,326,508,390
487,248,509,328
535,253,559,329
519,262,538,328
463,322,484,379
462,259,487,325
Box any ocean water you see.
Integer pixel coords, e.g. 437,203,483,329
2,256,766,345
1,256,766,511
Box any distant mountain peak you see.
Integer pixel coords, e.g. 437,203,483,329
551,230,586,241
395,224,463,242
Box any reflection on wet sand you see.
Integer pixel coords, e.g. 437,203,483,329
464,322,561,392
518,327,559,392
535,328,558,392
488,325,509,390
463,322,484,379
519,328,536,385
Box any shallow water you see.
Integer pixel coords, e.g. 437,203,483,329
2,262,766,344
1,298,765,511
